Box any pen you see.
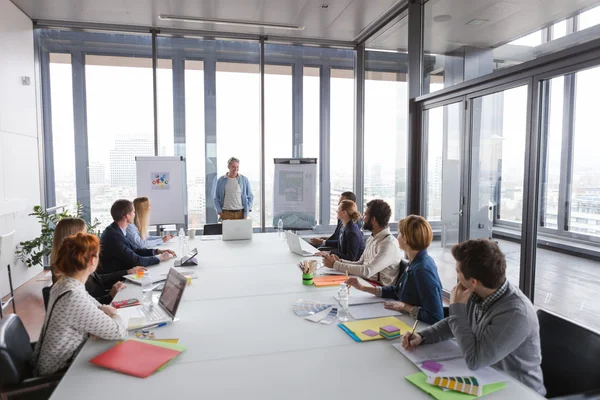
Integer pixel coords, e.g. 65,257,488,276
138,322,167,330
410,319,419,337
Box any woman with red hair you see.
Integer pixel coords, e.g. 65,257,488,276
33,233,127,376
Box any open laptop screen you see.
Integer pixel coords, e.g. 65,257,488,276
158,268,187,319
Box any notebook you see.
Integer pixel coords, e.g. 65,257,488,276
338,316,412,342
313,275,347,287
89,339,183,378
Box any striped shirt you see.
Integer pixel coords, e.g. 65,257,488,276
223,177,243,210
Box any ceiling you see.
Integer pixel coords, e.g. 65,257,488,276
10,0,403,42
368,0,600,53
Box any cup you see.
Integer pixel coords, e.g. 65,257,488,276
302,273,314,286
187,229,196,240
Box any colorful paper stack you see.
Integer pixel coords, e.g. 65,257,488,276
379,324,401,339
426,376,483,397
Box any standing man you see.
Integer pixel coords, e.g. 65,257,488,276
310,191,356,250
214,157,254,221
100,199,175,272
402,239,545,396
322,199,401,286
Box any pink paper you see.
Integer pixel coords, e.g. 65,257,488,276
422,360,443,373
362,329,379,337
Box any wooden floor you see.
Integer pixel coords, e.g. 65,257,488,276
429,239,600,332
3,242,599,340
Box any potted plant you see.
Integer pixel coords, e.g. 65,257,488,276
17,203,101,268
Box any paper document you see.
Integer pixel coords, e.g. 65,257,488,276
304,306,334,323
346,292,386,306
348,303,402,320
393,343,508,385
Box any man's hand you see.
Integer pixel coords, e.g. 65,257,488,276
310,238,324,247
384,301,406,312
450,283,473,305
218,212,222,219
158,252,174,262
109,281,127,298
162,234,174,243
322,254,340,268
156,249,177,257
345,277,365,292
402,332,423,350
99,305,118,317
315,251,330,256
127,266,147,275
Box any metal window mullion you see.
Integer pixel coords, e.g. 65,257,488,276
519,78,538,300
172,51,187,228
152,30,159,156
320,65,331,226
354,44,366,213
558,73,576,234
538,80,551,228
292,60,303,158
71,51,91,222
40,49,56,209
259,37,266,232
204,57,217,224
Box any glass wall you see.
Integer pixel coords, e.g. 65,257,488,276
303,67,321,223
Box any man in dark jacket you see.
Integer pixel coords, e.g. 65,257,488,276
99,199,175,272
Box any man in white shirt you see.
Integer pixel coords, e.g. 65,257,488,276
213,157,254,220
322,199,401,286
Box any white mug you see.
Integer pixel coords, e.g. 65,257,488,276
187,229,196,240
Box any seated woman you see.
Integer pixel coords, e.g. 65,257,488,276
51,218,145,304
33,233,127,376
317,200,365,261
126,197,173,250
346,215,444,325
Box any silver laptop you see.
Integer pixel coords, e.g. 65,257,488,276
222,219,253,241
285,231,318,257
119,268,187,330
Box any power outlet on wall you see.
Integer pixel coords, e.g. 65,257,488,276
21,76,31,86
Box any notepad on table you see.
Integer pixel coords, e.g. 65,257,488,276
90,339,183,378
313,275,347,287
338,316,412,342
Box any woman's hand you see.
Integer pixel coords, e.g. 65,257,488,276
384,301,406,312
346,277,365,291
109,281,127,298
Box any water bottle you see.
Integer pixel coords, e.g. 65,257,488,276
141,271,153,308
178,228,185,253
337,283,350,322
277,218,284,240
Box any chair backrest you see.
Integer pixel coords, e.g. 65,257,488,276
42,286,52,311
0,314,34,389
537,309,600,398
203,223,222,236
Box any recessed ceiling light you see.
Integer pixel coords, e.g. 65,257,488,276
433,14,452,23
158,15,305,31
466,18,489,26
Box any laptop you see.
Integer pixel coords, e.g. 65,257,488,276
222,219,253,241
119,268,187,330
174,247,198,267
285,231,318,257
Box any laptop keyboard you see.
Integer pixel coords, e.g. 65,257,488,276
140,304,166,322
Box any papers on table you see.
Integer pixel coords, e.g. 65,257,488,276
346,292,386,306
348,303,402,320
393,342,508,385
304,306,334,323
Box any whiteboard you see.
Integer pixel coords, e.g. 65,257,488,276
135,156,187,225
273,158,317,229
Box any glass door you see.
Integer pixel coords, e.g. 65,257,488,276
424,101,465,290
467,84,529,286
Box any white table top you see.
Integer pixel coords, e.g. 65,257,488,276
50,233,544,400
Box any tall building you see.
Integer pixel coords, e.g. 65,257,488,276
109,133,154,187
88,161,106,185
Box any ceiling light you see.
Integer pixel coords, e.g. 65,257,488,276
321,4,329,9
158,15,305,31
433,14,452,23
466,18,489,26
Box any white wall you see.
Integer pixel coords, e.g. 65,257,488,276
0,0,43,296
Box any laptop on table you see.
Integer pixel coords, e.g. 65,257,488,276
119,268,187,330
285,231,318,257
174,247,198,267
222,219,253,241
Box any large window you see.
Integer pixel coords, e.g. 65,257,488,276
85,55,155,229
303,67,321,223
216,60,261,227
330,68,355,224
364,54,408,222
48,53,77,212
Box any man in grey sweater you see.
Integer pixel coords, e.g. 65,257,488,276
402,239,546,396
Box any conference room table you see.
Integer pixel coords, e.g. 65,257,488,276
50,233,544,399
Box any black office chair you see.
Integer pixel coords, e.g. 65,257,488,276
537,309,600,398
0,314,63,399
42,287,51,311
203,223,222,236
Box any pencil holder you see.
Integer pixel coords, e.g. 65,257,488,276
302,273,314,285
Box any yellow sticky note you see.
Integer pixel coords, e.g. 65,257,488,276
342,317,412,341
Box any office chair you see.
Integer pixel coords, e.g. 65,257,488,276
537,309,600,398
0,314,63,400
203,223,222,236
42,287,51,311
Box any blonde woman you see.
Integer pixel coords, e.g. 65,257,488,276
51,218,145,304
126,197,173,250
316,200,365,261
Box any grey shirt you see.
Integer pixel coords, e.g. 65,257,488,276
419,281,546,396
